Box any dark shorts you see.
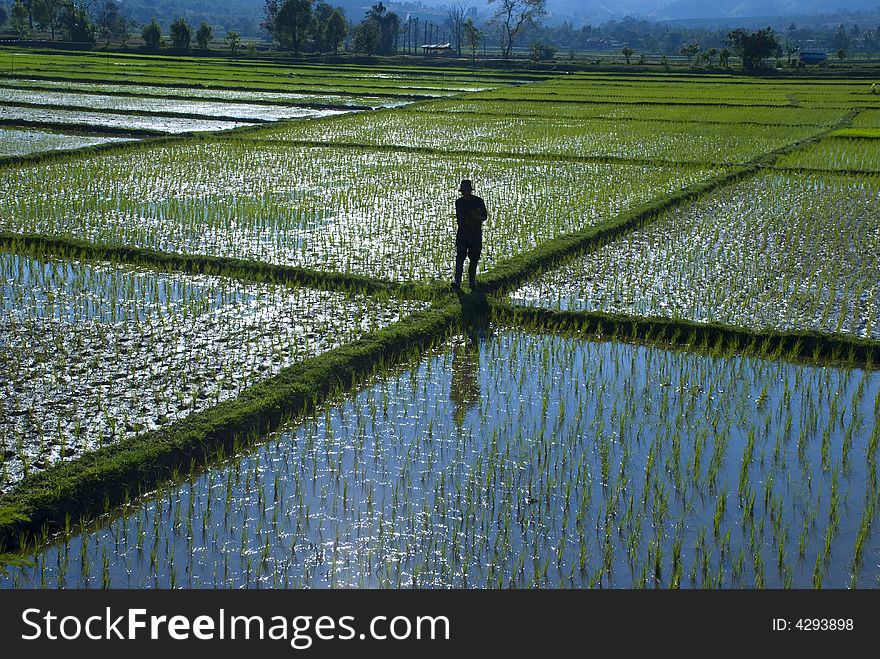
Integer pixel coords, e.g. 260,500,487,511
456,235,482,261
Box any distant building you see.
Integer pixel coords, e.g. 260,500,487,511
421,43,452,55
798,51,827,64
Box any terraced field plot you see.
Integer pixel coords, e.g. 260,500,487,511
512,171,880,338
419,99,847,126
0,141,723,281
0,251,425,491
776,137,880,172
0,53,512,96
0,79,405,108
0,88,353,122
0,126,131,157
473,77,877,108
3,332,877,588
247,111,820,164
0,105,254,134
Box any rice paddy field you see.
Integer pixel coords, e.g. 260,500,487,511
0,52,878,591
0,251,425,491
0,126,132,157
511,171,880,338
0,142,722,280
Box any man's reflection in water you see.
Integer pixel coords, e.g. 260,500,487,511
450,339,481,427
450,291,492,428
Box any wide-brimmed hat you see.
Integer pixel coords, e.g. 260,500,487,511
459,179,473,192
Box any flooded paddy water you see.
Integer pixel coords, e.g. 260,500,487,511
0,251,426,491
0,127,132,157
512,171,880,339
0,141,723,281
2,330,877,588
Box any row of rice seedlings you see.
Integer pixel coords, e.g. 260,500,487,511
0,250,426,491
0,141,722,282
0,88,353,122
4,52,530,86
512,170,880,339
3,331,877,588
0,79,398,109
247,111,820,164
471,77,872,107
2,55,491,96
0,127,130,158
776,138,880,172
851,110,880,128
418,100,847,127
0,105,254,134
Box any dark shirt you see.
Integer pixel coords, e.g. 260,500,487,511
455,194,488,239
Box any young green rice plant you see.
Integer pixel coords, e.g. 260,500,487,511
2,331,876,589
0,105,255,134
241,110,820,165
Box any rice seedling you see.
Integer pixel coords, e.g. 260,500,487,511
418,99,847,128
0,79,404,109
776,138,880,173
0,105,256,134
243,110,820,165
0,88,355,123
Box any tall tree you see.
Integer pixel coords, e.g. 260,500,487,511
324,9,347,55
680,41,699,65
118,17,136,47
444,2,467,55
227,30,241,55
727,27,779,70
11,0,30,37
463,16,481,66
366,3,399,55
141,17,161,51
169,17,191,51
95,0,121,46
274,0,313,54
261,0,278,37
489,0,546,59
196,21,213,50
32,0,62,40
60,1,95,43
353,17,380,54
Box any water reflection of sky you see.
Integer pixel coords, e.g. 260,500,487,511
3,331,877,589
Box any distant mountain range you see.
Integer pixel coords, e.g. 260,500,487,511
114,0,880,35
544,0,880,22
332,1,880,22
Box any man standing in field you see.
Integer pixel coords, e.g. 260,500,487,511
453,179,488,290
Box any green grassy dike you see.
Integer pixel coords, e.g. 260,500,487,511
492,300,880,370
0,301,460,553
0,231,441,302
